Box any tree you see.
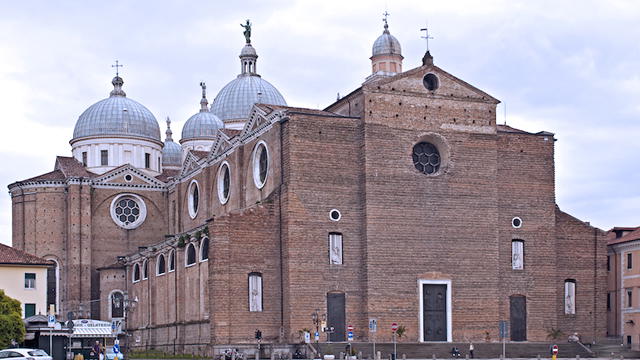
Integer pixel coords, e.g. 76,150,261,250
0,290,25,348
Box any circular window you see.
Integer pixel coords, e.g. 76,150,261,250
329,209,341,221
412,142,441,175
512,217,523,229
423,73,439,91
217,162,231,205
253,141,269,189
124,174,133,182
188,180,199,219
110,194,147,229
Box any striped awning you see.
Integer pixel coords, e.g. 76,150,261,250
72,326,114,337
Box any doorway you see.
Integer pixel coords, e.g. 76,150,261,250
327,292,345,341
510,295,527,341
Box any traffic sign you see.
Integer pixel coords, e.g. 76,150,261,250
347,331,353,341
304,332,311,344
113,344,120,354
499,320,509,338
391,322,398,332
314,332,320,341
48,315,56,328
369,318,377,333
347,325,354,332
552,345,558,355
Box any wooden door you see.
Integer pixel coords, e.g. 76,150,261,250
510,295,527,341
423,284,447,341
327,292,345,341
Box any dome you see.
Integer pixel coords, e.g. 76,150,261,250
162,140,182,166
162,117,182,167
211,75,286,122
240,44,257,57
181,82,225,141
72,76,161,142
372,25,402,57
181,111,224,139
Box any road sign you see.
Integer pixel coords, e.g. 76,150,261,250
391,322,398,332
113,344,120,354
48,315,56,328
314,332,320,341
369,318,377,333
304,332,311,344
347,331,353,341
347,325,353,332
552,345,558,355
499,320,509,338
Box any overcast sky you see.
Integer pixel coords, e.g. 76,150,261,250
1,0,639,245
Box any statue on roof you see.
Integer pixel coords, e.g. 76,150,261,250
241,19,252,43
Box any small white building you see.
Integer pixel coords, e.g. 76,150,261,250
0,244,54,317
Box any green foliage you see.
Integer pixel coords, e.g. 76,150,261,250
177,235,186,248
0,290,25,349
194,230,202,240
202,227,209,236
395,325,407,338
546,327,564,340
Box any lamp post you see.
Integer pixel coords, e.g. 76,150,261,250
113,293,138,356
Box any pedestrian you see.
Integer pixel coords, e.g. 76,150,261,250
469,343,474,359
92,341,101,360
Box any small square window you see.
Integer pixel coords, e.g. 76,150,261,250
24,273,36,289
24,303,36,317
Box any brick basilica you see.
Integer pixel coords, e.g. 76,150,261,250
8,19,607,355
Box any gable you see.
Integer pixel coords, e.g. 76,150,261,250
365,63,500,104
92,164,166,190
179,151,202,178
207,131,235,161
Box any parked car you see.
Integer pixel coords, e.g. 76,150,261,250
0,349,52,360
104,349,124,360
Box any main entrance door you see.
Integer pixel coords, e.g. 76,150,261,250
510,295,527,341
423,284,447,341
327,292,345,341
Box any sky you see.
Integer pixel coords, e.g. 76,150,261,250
0,0,639,245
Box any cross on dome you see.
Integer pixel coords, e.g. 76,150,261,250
111,60,123,77
382,11,390,33
420,24,433,52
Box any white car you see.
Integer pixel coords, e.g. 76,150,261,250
104,349,124,360
0,349,52,360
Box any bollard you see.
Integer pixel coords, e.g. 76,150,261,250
256,350,260,360
619,355,624,360
576,355,580,360
537,355,541,360
358,352,362,360
402,355,406,360
340,353,344,360
288,352,292,360
432,354,436,360
377,351,381,360
232,352,236,360
271,351,276,360
465,355,469,360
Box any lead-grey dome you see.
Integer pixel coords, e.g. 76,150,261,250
72,76,161,142
162,117,182,166
372,24,402,57
211,43,286,123
181,111,224,139
181,82,225,140
211,75,286,122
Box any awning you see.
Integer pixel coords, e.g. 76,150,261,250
70,319,115,338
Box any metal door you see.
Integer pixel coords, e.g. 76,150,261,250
423,284,447,341
327,292,345,341
510,295,527,341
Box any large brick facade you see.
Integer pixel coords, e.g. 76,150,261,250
9,52,607,355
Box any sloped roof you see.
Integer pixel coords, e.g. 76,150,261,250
0,244,54,266
54,156,97,178
156,169,180,182
257,103,357,118
497,124,555,137
608,226,640,246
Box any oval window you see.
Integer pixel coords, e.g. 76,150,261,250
253,142,269,189
188,180,199,218
217,162,231,204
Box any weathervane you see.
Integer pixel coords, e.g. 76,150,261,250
420,24,433,52
382,11,390,28
111,60,123,77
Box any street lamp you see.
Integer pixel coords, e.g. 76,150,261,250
112,293,137,355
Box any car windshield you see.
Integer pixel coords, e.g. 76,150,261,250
28,350,49,356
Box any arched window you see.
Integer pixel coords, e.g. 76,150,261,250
132,263,141,282
110,291,124,319
168,250,175,272
142,259,148,280
46,258,59,313
248,272,263,312
200,238,209,261
512,240,524,270
186,243,197,266
157,254,166,275
564,279,576,314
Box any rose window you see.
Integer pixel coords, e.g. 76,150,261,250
412,142,441,175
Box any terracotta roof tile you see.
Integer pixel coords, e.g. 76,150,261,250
156,169,180,182
55,156,97,178
0,244,54,266
19,170,66,182
191,151,209,160
220,129,241,138
608,226,640,245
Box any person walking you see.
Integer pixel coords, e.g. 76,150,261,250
469,343,474,359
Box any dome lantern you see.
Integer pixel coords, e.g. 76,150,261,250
369,13,404,77
180,82,224,152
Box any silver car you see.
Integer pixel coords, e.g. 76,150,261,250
0,349,52,360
